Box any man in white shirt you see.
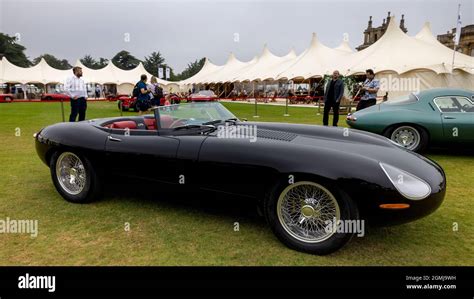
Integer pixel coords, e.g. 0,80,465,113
64,67,88,122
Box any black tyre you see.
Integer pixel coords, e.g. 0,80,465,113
264,179,359,255
49,151,102,203
383,124,429,153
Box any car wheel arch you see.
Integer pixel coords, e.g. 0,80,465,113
263,172,357,207
45,147,103,170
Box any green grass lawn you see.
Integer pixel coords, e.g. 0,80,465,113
0,101,472,266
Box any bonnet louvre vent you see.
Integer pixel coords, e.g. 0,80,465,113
256,129,297,142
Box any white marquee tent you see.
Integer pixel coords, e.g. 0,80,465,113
232,45,297,82
1,16,472,98
0,57,179,94
182,16,473,97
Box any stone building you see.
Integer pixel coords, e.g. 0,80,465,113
437,25,474,56
356,12,407,51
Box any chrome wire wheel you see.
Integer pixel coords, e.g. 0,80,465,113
56,152,86,195
277,181,340,243
390,126,420,150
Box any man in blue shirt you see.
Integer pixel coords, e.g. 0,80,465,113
356,69,379,111
136,74,151,115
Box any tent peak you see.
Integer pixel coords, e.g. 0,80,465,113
310,32,318,47
287,47,297,58
415,21,434,39
335,36,353,53
385,15,400,33
260,44,275,58
226,52,236,63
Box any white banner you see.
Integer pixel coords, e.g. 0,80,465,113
454,4,462,46
165,67,170,80
158,67,164,79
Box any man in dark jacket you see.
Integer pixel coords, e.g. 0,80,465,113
323,70,344,126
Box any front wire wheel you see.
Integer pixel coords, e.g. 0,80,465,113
56,152,87,195
50,151,101,203
265,179,358,255
277,182,340,243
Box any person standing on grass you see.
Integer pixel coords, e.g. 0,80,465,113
136,74,151,115
357,69,380,111
149,76,164,107
95,85,101,99
64,66,88,122
323,70,344,127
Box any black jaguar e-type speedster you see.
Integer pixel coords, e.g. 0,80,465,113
35,102,446,255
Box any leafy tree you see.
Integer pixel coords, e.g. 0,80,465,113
174,58,205,81
143,51,165,76
80,54,96,68
0,33,32,67
97,57,109,68
111,50,140,70
80,54,109,69
33,54,72,70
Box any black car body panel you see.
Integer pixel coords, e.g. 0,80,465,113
35,115,446,227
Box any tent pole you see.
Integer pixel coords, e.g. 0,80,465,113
284,80,290,116
451,3,461,72
253,81,259,118
60,97,65,122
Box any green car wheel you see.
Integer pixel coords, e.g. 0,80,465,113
384,125,429,152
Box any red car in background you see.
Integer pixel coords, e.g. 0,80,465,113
41,92,71,101
107,94,129,102
117,95,139,112
164,93,181,105
0,94,14,103
188,90,218,102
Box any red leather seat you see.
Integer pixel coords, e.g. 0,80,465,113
110,121,137,129
143,118,157,130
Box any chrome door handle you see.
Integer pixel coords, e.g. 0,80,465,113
443,116,456,119
108,136,122,142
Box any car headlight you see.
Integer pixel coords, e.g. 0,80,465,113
379,163,431,200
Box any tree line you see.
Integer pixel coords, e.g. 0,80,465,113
0,33,205,81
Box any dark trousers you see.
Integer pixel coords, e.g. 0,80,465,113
323,100,340,126
356,98,376,111
69,97,87,122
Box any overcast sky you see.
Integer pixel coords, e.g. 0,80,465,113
0,0,472,72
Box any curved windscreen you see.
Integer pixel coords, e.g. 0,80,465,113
386,93,419,105
155,102,237,128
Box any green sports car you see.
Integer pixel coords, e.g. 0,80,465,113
346,88,474,152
